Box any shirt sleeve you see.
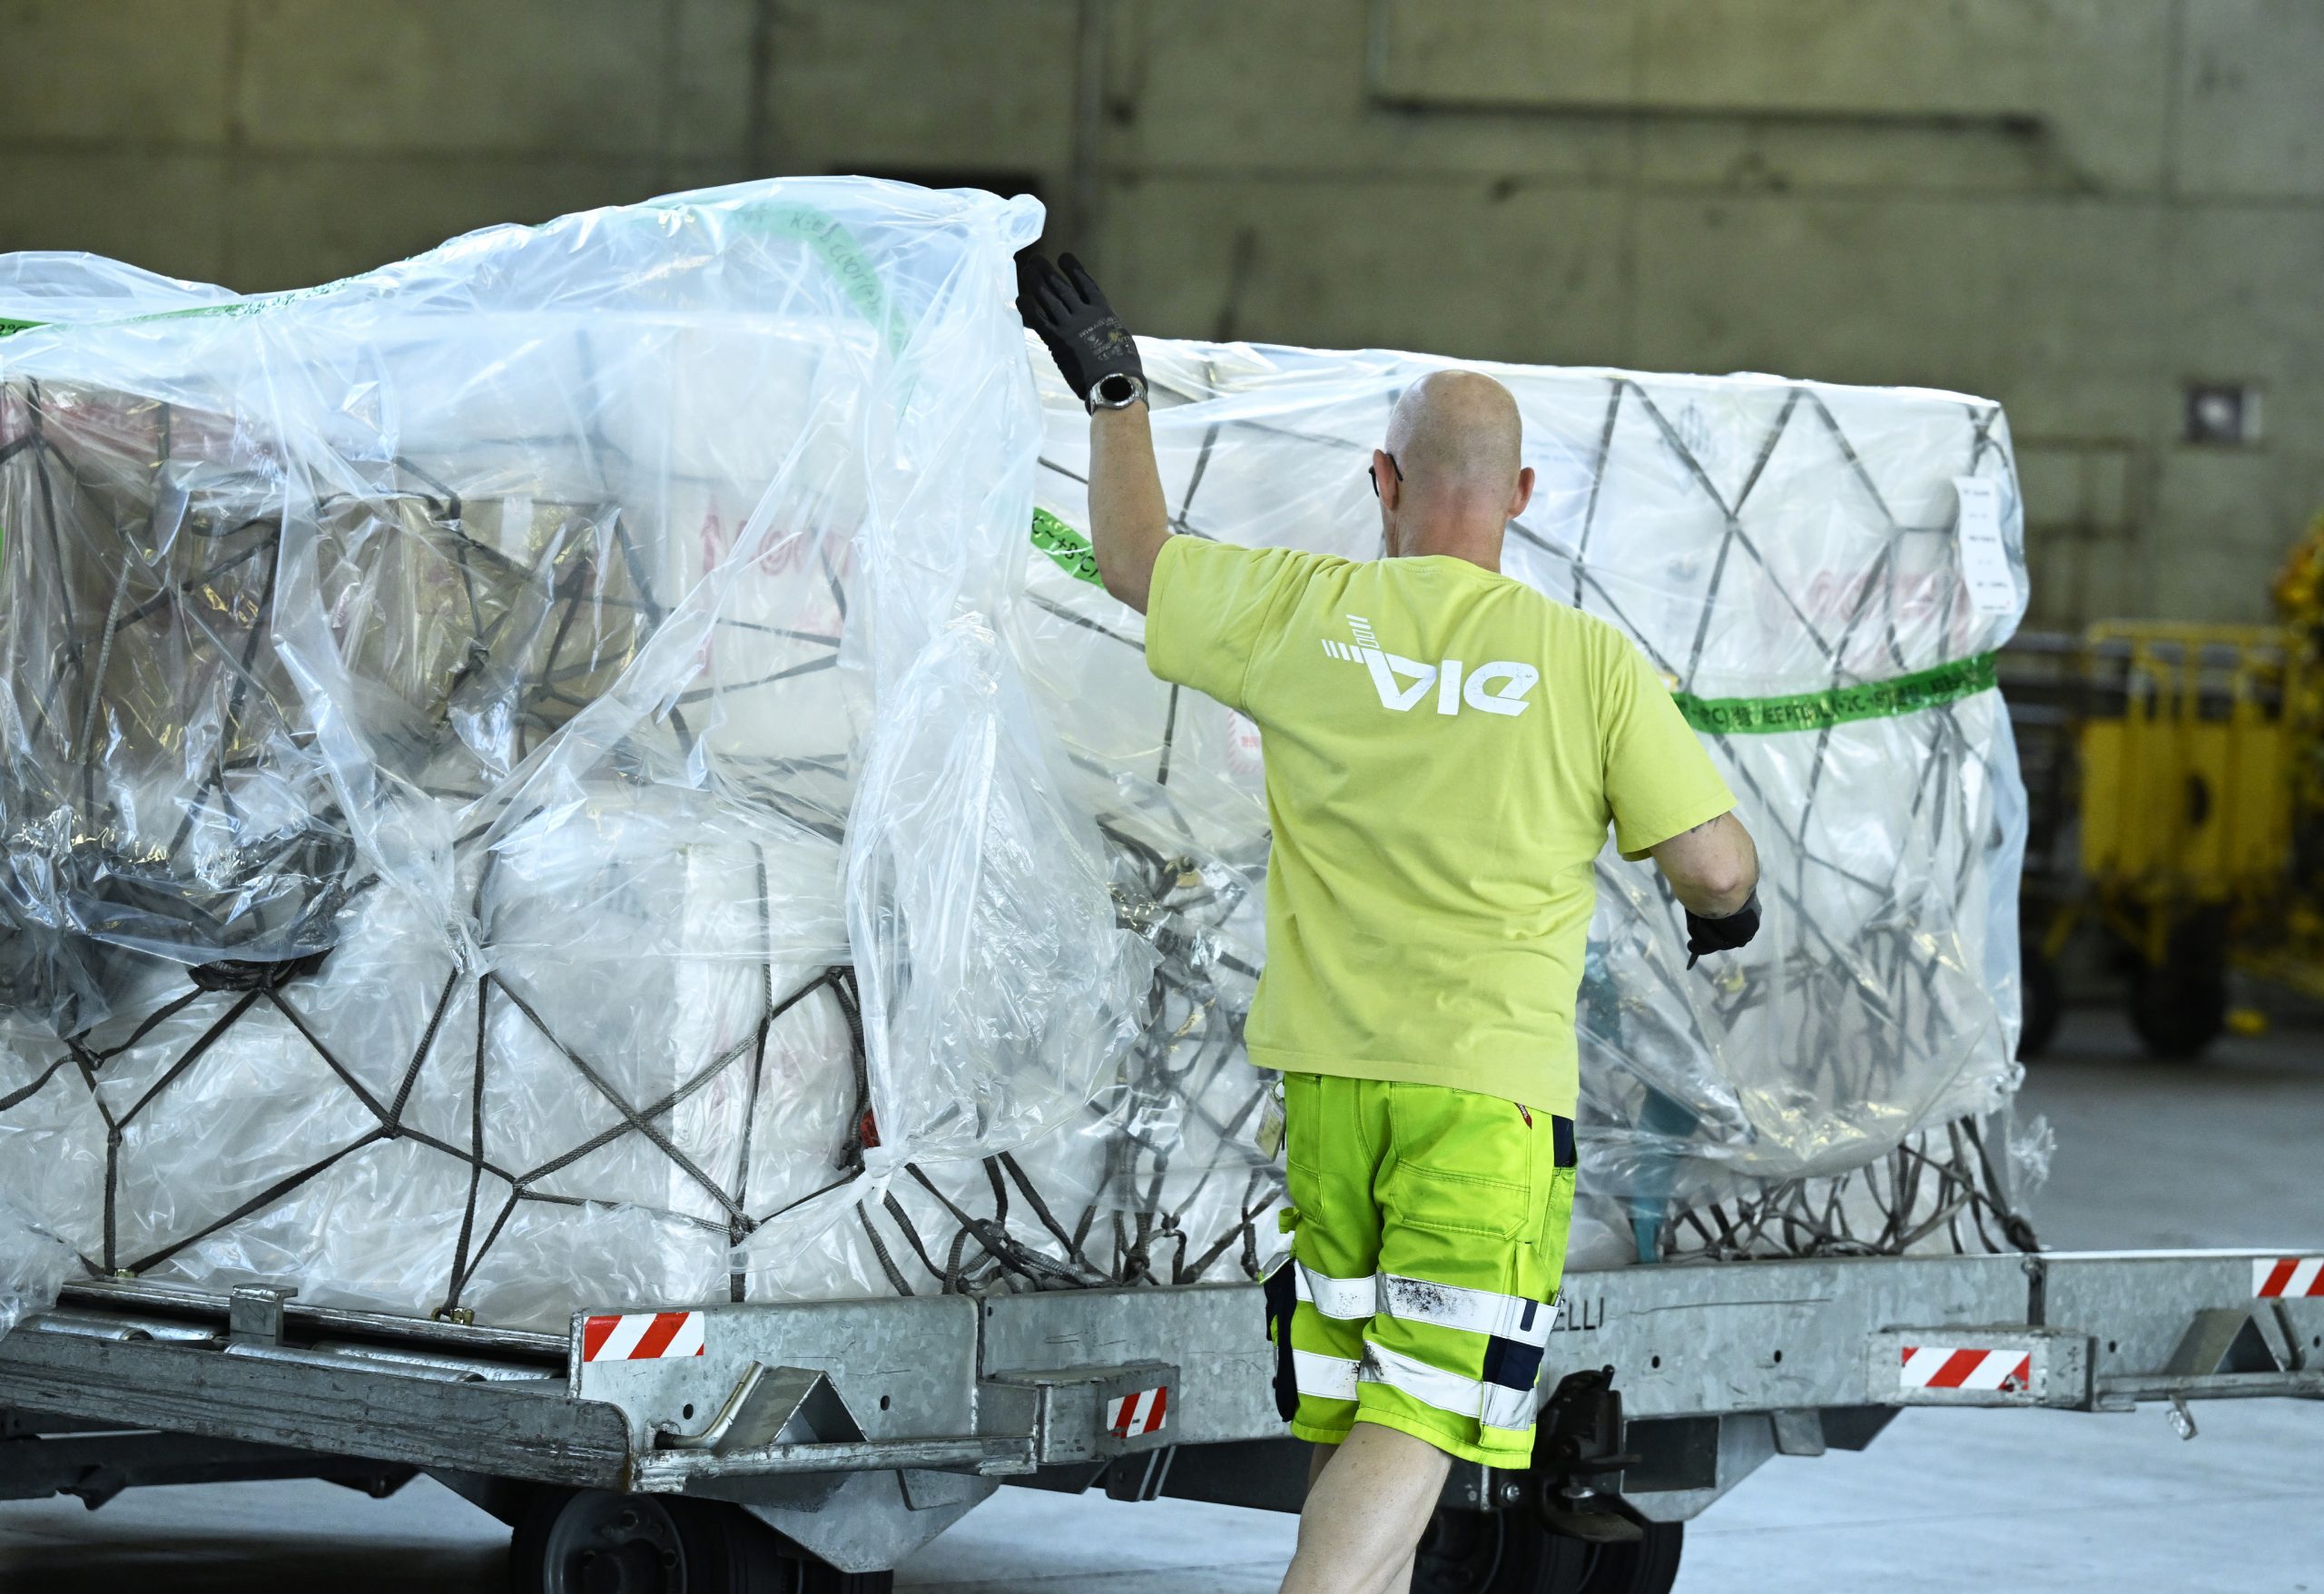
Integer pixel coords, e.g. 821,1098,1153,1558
1144,536,1325,713
1598,632,1738,861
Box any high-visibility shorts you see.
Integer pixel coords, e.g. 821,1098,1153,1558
1265,1072,1576,1470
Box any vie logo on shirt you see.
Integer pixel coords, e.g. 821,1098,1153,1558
1321,615,1539,718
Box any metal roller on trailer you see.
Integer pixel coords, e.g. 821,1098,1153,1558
3,1247,2318,1593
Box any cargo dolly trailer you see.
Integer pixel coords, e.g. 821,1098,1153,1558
3,1247,2318,1593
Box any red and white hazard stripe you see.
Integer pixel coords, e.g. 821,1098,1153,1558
582,1311,706,1363
1900,1344,2032,1392
2254,1258,2324,1298
1106,1385,1169,1439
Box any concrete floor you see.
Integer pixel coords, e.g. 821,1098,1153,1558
2,1005,2319,1592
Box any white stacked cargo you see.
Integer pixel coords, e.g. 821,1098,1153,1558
0,177,2034,1347
1018,340,2037,1268
0,181,1160,1332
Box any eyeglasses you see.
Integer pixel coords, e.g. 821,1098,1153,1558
1367,453,1403,498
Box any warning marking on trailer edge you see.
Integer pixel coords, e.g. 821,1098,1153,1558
1107,1385,1169,1438
582,1311,707,1362
2255,1257,2324,1298
1899,1345,2032,1392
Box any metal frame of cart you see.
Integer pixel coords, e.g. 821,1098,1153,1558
3,1248,2318,1594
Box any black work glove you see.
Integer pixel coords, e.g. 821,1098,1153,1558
1016,251,1143,404
1685,889,1760,969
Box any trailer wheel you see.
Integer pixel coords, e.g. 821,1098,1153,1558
1571,1522,1684,1594
510,1488,893,1594
2017,941,2063,1060
2126,917,2229,1059
1410,1505,1587,1593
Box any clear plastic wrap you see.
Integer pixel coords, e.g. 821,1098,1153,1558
848,615,1156,1165
0,179,1187,1329
0,1197,74,1340
1019,341,2035,1264
0,183,2034,1336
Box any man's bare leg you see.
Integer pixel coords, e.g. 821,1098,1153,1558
1280,1422,1449,1594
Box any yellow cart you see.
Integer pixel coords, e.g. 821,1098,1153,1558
2042,624,2303,1056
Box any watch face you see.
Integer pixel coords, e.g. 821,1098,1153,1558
1097,374,1137,404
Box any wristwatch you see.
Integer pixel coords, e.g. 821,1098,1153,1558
1088,372,1147,414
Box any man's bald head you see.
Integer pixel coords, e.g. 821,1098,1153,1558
1385,369,1524,492
1374,369,1532,566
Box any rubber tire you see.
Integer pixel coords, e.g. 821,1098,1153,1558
1411,1507,1590,1594
510,1488,703,1594
2017,941,2063,1060
671,1501,797,1594
1572,1522,1684,1594
2126,922,2229,1060
510,1489,892,1594
669,1502,894,1594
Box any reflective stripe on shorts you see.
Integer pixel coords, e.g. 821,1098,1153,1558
1296,1261,1551,1346
1295,1262,1377,1321
1381,1274,1553,1346
1363,1341,1540,1432
1290,1342,1538,1431
1293,1347,1362,1402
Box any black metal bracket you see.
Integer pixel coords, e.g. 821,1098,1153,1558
1529,1364,1648,1541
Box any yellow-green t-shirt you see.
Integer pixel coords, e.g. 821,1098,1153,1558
1144,536,1736,1115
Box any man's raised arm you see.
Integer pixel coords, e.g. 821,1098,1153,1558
1018,252,1171,613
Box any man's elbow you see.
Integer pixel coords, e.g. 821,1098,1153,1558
1697,858,1758,917
1095,540,1158,615
1698,825,1760,915
1098,563,1150,615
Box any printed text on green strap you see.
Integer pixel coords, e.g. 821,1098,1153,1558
1030,508,1103,587
1672,653,1999,734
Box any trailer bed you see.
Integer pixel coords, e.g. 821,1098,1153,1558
2,1245,2317,1588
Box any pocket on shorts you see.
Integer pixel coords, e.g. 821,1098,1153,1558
1382,1082,1533,1239
1526,1166,1580,1287
1282,1072,1324,1176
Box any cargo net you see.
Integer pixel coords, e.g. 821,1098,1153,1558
1640,1118,2040,1263
0,380,1278,1320
1021,359,2043,1265
0,885,1278,1312
0,354,2039,1324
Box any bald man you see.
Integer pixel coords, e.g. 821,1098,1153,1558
1019,256,1759,1593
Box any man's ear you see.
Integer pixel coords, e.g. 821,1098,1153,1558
1509,465,1535,520
1373,448,1402,512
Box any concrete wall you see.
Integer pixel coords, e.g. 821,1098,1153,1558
3,0,2319,625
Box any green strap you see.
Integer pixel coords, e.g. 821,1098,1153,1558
1030,508,1103,587
647,198,913,359
0,317,44,338
1673,653,1999,733
753,203,911,358
1027,508,1998,732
